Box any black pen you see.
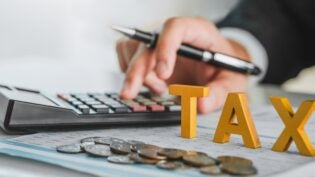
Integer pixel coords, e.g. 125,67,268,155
111,25,261,75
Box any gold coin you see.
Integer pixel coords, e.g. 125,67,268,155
217,156,253,166
130,143,162,152
158,148,187,160
184,150,207,156
138,149,167,160
200,165,223,175
183,154,217,167
129,153,159,164
221,162,257,176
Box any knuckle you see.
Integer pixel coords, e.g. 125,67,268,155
194,16,208,22
164,17,182,28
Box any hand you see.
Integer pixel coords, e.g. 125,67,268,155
116,17,250,113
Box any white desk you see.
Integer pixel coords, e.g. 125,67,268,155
0,72,314,177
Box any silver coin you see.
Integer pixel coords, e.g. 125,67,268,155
156,160,183,170
200,165,223,175
110,142,131,154
110,138,126,144
126,140,145,145
107,155,134,164
84,144,112,157
56,144,83,153
94,137,112,145
80,141,95,150
80,136,103,143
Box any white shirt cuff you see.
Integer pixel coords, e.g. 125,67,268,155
220,27,268,84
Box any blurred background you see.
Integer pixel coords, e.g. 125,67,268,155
0,0,314,93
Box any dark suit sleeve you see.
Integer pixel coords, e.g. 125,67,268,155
217,0,314,84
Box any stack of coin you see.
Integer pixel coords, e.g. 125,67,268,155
56,137,258,176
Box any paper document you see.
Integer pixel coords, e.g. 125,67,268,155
0,105,314,177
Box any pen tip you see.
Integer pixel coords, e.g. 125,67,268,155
110,25,136,36
251,66,262,75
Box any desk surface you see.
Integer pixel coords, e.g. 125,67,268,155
0,76,314,177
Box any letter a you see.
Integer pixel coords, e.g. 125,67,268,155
270,97,315,156
213,93,261,148
169,84,209,139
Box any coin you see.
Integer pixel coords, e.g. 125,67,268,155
184,151,207,156
138,149,167,160
95,137,112,145
217,155,253,166
130,143,162,152
80,137,102,143
107,155,134,164
126,140,145,145
110,142,131,154
84,144,112,157
110,138,126,144
221,162,257,176
200,165,223,175
80,141,95,150
158,148,187,160
156,161,183,170
129,153,159,164
56,144,83,153
183,154,217,167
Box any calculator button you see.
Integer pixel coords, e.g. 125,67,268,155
77,105,91,114
93,95,108,99
78,98,95,102
129,105,147,112
92,105,109,113
71,100,84,106
85,101,102,105
160,101,175,106
142,101,156,106
103,100,121,105
151,97,165,103
167,105,181,111
110,104,129,113
120,100,136,104
124,102,139,107
107,93,119,99
72,93,89,98
88,93,104,97
148,105,165,112
136,98,151,103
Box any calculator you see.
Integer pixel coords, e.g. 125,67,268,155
0,84,181,134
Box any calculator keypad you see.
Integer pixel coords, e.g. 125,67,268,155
57,92,181,114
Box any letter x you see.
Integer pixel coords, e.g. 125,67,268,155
270,97,315,156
